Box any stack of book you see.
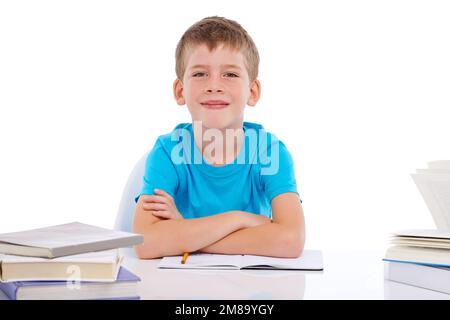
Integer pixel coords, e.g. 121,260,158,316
383,160,450,295
0,222,143,300
384,229,450,295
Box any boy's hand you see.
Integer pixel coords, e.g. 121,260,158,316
141,189,183,220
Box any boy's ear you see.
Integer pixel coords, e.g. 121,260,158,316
247,79,261,107
173,78,185,105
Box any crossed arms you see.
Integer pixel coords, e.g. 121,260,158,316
133,189,305,259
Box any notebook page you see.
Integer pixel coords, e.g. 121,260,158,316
241,250,324,270
159,253,242,269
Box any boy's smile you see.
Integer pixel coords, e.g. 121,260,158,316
174,43,261,131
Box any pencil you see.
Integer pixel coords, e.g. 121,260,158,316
181,252,189,264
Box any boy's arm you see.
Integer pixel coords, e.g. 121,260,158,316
199,192,305,258
132,194,270,259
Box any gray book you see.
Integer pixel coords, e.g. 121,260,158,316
0,222,143,258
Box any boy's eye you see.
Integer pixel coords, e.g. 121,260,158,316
193,72,206,77
224,72,238,78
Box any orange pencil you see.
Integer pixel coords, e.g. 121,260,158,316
181,252,189,264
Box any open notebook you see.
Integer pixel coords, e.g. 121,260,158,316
158,250,323,271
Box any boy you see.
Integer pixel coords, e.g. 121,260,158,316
133,16,305,259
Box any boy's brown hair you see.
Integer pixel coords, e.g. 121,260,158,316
175,16,260,82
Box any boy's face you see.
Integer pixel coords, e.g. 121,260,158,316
174,43,261,130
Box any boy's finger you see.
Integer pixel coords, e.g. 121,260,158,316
151,210,170,219
154,189,174,202
141,195,168,204
143,203,167,211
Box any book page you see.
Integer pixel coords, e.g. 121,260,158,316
429,180,450,229
390,239,450,249
393,229,450,239
416,169,450,174
411,174,450,230
428,161,450,169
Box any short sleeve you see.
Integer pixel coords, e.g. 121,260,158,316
260,139,301,204
134,139,179,203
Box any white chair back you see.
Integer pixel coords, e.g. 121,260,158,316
114,152,148,232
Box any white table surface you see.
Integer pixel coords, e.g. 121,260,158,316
119,248,450,300
1,248,449,300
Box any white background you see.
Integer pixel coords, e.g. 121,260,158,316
1,0,449,250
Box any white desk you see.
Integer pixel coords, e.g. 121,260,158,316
1,249,449,300
120,248,450,300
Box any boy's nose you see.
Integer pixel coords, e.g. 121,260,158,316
205,88,224,93
204,77,224,93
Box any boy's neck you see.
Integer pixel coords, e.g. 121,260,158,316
192,121,245,167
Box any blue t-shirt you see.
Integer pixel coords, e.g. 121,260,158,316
135,122,300,219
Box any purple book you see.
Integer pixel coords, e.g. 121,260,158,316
0,266,140,300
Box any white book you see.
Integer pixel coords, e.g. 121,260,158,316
384,245,450,267
0,222,143,258
0,249,123,282
384,260,450,295
158,250,324,271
